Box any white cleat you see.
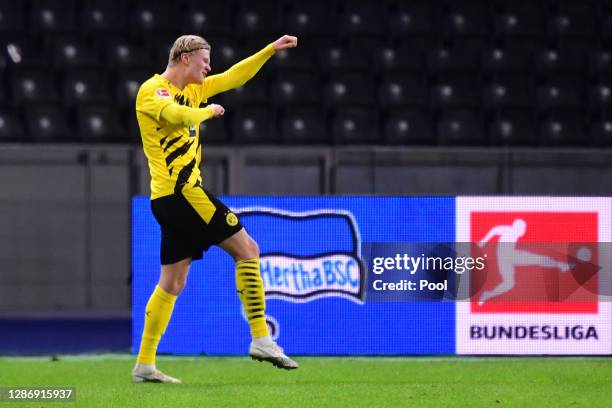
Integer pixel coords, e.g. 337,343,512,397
249,341,299,370
132,364,182,384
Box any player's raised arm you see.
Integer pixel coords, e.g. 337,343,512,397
202,35,298,98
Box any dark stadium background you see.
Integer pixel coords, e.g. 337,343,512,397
1,0,612,354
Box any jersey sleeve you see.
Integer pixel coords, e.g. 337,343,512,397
199,44,276,100
136,82,175,121
159,103,215,126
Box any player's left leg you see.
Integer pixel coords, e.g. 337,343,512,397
218,229,298,370
132,257,192,383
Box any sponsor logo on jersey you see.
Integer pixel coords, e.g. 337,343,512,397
226,212,238,227
155,88,171,98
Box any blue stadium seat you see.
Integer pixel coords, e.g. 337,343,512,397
431,75,481,109
24,104,72,142
104,40,152,71
130,0,180,34
398,35,441,55
489,109,537,146
372,45,423,74
268,48,314,72
318,46,369,74
443,3,488,37
484,75,533,111
588,81,612,113
390,3,439,37
76,105,125,143
332,106,380,145
231,106,278,144
339,2,385,38
208,40,242,73
0,107,26,142
602,15,612,43
323,73,374,107
222,79,268,106
280,105,327,144
10,68,60,105
80,0,128,34
494,3,543,37
534,48,584,76
50,37,99,68
235,3,283,40
437,109,486,145
243,34,283,56
114,69,150,109
62,69,111,107
286,2,335,37
536,76,584,111
30,0,76,33
482,46,532,75
590,118,612,147
547,5,595,38
588,49,612,78
540,111,587,146
183,1,233,36
0,1,25,34
384,108,433,145
379,74,429,108
427,44,480,74
270,72,320,106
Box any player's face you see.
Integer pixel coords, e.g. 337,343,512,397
186,49,211,84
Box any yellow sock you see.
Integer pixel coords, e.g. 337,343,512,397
136,285,177,365
236,258,269,338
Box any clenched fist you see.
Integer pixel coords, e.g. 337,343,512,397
208,104,225,117
271,35,298,51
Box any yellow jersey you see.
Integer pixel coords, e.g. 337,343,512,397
136,44,275,199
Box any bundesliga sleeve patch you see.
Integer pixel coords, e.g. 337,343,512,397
155,88,171,99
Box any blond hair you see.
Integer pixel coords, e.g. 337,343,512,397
168,35,211,66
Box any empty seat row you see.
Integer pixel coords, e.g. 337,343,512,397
3,0,612,42
3,69,611,114
1,104,611,147
3,33,612,77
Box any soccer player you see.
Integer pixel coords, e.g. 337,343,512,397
132,34,299,383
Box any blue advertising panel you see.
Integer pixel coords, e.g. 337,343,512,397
133,197,456,355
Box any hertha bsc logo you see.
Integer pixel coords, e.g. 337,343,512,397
456,197,612,355
234,207,366,304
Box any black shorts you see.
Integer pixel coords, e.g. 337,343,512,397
151,186,243,265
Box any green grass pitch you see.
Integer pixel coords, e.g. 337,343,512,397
0,355,610,407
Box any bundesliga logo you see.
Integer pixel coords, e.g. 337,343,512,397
456,197,612,355
155,88,171,98
470,212,599,313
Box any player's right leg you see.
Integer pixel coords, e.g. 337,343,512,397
132,257,191,383
218,229,299,370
